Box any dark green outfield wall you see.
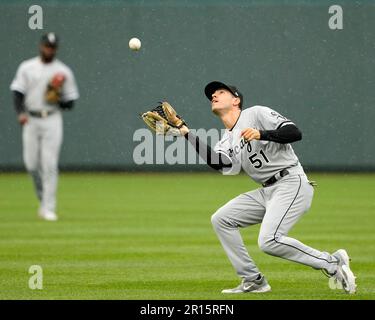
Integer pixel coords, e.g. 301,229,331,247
1,1,374,171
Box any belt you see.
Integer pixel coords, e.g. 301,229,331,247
262,169,289,187
28,110,56,118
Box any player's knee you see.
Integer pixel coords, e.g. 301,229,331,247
258,234,277,255
211,211,222,229
211,208,230,230
42,159,58,175
24,160,38,172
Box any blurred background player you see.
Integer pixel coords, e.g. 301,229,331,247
10,32,79,221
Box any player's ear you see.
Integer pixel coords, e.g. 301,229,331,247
233,97,241,108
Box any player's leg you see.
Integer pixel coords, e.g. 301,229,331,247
211,189,268,290
257,173,356,293
258,174,338,271
259,175,356,293
40,114,63,216
22,119,43,203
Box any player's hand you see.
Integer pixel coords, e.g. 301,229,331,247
18,113,28,125
179,125,189,136
241,128,260,141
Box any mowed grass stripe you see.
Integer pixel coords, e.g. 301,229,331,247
0,172,374,299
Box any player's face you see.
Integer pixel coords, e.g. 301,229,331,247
40,44,57,63
211,89,238,114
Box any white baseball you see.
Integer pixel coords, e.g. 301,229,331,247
129,37,141,51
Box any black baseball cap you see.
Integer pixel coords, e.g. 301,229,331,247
204,81,243,109
40,32,59,48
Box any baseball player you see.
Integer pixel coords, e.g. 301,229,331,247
193,81,357,293
10,33,79,221
142,82,357,294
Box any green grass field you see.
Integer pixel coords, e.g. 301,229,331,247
0,172,374,300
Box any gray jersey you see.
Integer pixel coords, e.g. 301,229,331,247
214,106,305,183
10,56,79,112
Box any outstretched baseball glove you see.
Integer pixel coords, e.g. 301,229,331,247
45,73,66,104
141,101,187,136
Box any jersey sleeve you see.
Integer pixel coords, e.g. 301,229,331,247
213,140,230,158
255,106,295,130
10,63,27,94
61,67,79,101
213,137,242,176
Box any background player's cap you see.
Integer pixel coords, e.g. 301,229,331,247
40,32,59,48
204,81,243,109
